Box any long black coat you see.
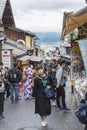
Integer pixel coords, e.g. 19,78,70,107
32,75,51,116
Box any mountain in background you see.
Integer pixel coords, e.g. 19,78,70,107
36,32,60,43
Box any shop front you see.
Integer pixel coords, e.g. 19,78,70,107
73,40,87,104
61,6,87,103
69,39,87,102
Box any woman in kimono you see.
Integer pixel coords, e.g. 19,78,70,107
32,65,51,127
23,64,33,100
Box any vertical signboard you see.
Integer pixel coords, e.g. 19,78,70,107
71,41,82,79
2,50,11,68
78,40,87,75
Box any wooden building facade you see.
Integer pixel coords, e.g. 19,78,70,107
0,0,42,69
4,27,37,48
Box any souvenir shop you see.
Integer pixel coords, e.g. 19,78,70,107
71,39,87,104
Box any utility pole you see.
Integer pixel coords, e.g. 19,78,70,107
70,32,75,93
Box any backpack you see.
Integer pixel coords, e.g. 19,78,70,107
8,68,21,83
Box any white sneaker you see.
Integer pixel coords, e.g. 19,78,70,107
51,101,56,106
41,121,46,127
44,118,47,125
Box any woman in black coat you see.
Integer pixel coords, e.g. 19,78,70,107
4,67,10,99
32,65,51,127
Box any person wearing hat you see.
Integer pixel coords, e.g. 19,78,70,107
32,65,51,127
0,62,5,118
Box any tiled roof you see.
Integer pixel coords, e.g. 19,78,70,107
2,38,35,57
0,0,7,24
6,38,34,51
2,38,29,57
0,0,15,26
18,55,42,62
2,42,26,57
2,38,42,62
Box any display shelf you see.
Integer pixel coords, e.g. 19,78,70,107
74,77,87,105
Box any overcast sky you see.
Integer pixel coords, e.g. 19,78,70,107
10,0,86,33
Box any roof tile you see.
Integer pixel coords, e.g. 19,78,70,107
0,0,7,24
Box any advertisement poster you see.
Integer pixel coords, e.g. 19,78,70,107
78,40,87,75
2,50,11,68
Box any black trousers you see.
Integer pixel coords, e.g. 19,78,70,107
56,86,66,108
85,125,87,130
5,84,10,98
0,92,4,114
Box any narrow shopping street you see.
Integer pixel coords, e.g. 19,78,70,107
0,83,83,130
0,0,87,130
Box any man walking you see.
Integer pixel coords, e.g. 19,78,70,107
8,63,21,103
56,60,70,111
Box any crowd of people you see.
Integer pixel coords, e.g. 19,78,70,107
0,59,70,127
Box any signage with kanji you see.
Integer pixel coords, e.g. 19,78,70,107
2,50,11,68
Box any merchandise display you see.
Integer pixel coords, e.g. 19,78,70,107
71,40,87,104
75,78,87,99
71,41,83,80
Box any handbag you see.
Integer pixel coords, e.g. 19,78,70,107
44,88,55,99
75,99,87,124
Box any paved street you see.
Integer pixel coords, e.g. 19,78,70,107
0,84,83,130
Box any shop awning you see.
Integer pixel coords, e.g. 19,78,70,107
61,55,71,63
18,55,42,62
2,42,26,56
29,56,42,62
18,55,30,61
61,6,87,40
